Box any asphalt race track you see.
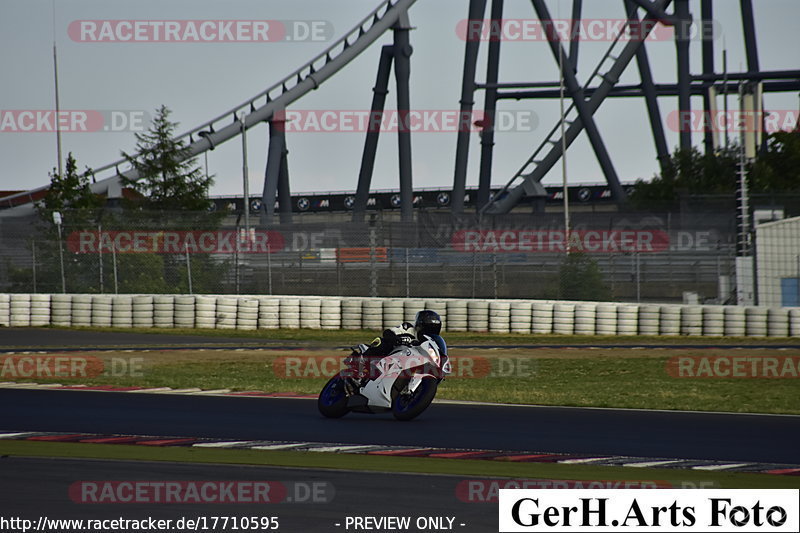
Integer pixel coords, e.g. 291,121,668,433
0,456,495,532
1,328,800,463
2,388,799,464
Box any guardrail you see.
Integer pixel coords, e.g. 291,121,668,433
1,294,798,337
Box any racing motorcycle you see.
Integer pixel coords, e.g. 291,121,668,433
317,334,451,421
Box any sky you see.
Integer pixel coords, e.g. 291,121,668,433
1,0,798,198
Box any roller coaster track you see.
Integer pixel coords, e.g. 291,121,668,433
0,0,416,216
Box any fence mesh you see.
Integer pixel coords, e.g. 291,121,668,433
0,209,739,303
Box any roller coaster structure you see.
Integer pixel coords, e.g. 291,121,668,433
1,0,798,222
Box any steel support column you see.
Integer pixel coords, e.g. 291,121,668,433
353,45,394,222
261,117,286,225
626,0,670,171
452,0,488,214
701,0,715,154
568,0,582,72
393,13,414,222
531,0,624,203
477,0,504,211
277,142,292,224
675,0,692,151
486,0,672,214
740,0,760,73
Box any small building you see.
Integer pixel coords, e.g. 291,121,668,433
756,216,800,307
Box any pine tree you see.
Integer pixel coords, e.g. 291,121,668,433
121,105,213,212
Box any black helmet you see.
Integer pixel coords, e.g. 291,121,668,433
414,310,442,338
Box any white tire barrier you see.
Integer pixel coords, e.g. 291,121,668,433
278,298,300,329
404,298,426,324
617,305,639,336
320,298,342,330
383,299,405,329
424,300,447,331
30,294,51,327
111,295,133,328
50,294,72,327
215,296,238,329
9,294,32,327
724,306,746,336
531,302,554,334
446,300,469,332
745,307,768,337
361,299,383,330
238,298,259,330
341,298,363,330
467,300,489,332
194,295,217,329
510,301,533,334
132,295,154,328
637,305,660,336
680,305,702,336
488,301,511,334
91,295,113,328
173,295,195,329
702,306,725,337
790,309,800,338
69,294,92,327
4,293,800,338
300,298,322,329
553,303,575,335
256,297,280,329
767,308,790,337
153,295,175,329
595,303,617,336
659,305,681,336
573,303,596,336
0,294,10,327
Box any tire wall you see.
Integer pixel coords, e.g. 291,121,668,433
2,294,798,338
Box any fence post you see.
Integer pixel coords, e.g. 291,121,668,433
98,224,104,293
185,243,193,295
31,240,37,293
112,244,118,294
405,247,410,298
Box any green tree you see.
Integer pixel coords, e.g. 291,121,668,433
752,129,800,193
36,152,103,224
627,147,739,210
120,105,213,212
558,251,611,301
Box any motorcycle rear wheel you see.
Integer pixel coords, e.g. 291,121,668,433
391,376,438,421
318,375,350,418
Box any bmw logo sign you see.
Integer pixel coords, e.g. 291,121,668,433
344,196,355,209
390,194,401,207
297,197,310,211
250,199,262,212
437,192,450,206
578,188,592,202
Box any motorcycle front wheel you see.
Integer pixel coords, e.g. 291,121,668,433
391,376,438,421
318,375,350,418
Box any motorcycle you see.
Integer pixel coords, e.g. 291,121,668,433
317,334,451,421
